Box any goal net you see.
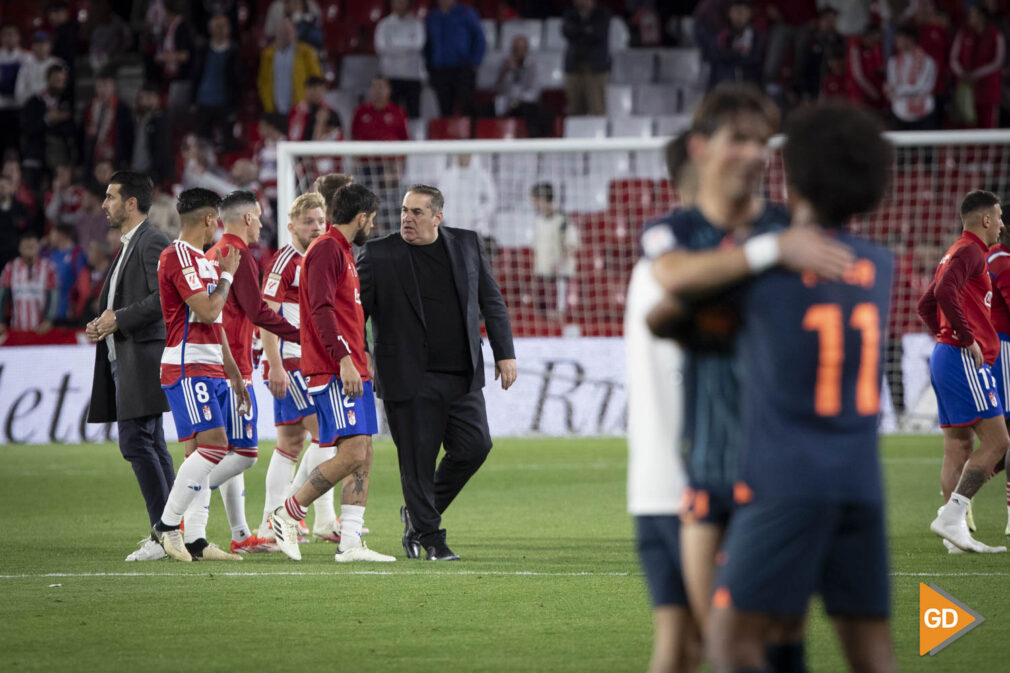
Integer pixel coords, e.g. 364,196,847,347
277,131,1010,434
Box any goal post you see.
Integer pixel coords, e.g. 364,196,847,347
276,130,1010,433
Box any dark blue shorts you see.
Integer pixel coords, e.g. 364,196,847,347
992,334,1010,419
225,383,258,449
680,483,735,528
930,342,1003,427
307,376,378,447
636,515,688,608
714,499,889,618
163,376,228,440
269,369,317,425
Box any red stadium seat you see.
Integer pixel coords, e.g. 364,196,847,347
474,118,528,139
344,0,386,25
607,178,656,219
428,117,473,140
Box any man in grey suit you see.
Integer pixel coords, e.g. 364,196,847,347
357,184,517,561
86,171,173,562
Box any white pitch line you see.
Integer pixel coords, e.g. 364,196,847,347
890,572,1010,577
0,570,635,580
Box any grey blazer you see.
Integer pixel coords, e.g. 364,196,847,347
88,220,172,422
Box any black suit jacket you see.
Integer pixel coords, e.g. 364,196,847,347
88,220,172,422
357,226,515,402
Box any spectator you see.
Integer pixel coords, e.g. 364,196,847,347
352,76,408,233
82,67,135,171
45,223,87,323
820,45,848,101
93,160,115,188
819,0,871,36
21,62,75,190
845,24,886,112
257,17,322,115
0,25,27,156
885,24,937,130
800,7,843,100
76,239,112,324
0,174,34,269
710,0,765,88
288,76,342,141
3,158,39,222
178,133,238,196
73,180,112,253
15,31,63,106
425,0,486,117
762,0,817,98
530,182,577,319
132,83,174,185
87,1,132,73
263,0,322,44
0,232,57,335
374,0,425,118
691,0,731,64
255,115,286,208
915,4,952,119
191,13,241,150
152,0,192,115
437,154,496,237
45,1,80,86
44,163,84,231
496,35,550,137
189,0,241,41
562,0,612,116
950,4,1005,129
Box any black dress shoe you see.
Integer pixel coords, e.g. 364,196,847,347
424,540,460,561
400,505,421,559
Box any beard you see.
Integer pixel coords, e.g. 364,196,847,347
106,206,126,229
352,227,369,246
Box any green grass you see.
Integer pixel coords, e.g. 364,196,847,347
1,436,1009,671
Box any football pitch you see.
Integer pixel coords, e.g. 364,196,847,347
2,436,1009,672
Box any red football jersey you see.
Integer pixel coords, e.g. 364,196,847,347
988,243,1010,335
158,240,225,384
261,243,304,375
0,257,57,330
298,228,369,387
933,231,998,363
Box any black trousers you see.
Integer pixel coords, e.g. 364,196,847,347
112,360,175,526
428,66,476,118
383,371,492,543
389,78,421,119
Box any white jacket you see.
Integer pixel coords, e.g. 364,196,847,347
374,13,425,81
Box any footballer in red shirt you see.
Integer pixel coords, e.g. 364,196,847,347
152,188,247,562
918,190,1010,552
987,227,1010,533
268,184,395,563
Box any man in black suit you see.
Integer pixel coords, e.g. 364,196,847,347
357,184,517,561
85,171,173,562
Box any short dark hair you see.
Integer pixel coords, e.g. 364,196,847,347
221,190,259,213
18,230,39,243
530,182,554,201
405,184,444,214
305,76,326,87
690,82,779,138
109,171,155,214
312,173,353,213
54,223,77,243
176,187,222,216
96,65,117,81
664,131,691,184
960,190,1001,218
330,184,380,225
782,102,891,226
896,23,918,42
45,62,67,79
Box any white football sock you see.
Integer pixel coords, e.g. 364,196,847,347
337,505,365,552
220,474,251,543
183,482,212,543
160,451,218,526
263,448,298,529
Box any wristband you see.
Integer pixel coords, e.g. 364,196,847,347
743,233,780,273
218,271,234,285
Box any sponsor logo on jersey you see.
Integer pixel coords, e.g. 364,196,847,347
185,270,202,291
265,276,280,296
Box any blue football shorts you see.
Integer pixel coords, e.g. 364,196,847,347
163,376,229,441
268,368,317,425
307,376,378,447
991,333,1010,419
636,515,689,608
929,342,1003,427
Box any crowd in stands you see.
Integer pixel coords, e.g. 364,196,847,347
0,0,1009,340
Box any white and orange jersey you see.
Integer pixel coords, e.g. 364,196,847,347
261,243,304,373
158,240,225,385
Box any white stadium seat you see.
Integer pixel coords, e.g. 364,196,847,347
605,84,634,117
610,50,656,85
633,84,678,116
500,19,544,51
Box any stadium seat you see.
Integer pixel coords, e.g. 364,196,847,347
477,51,508,90
475,118,528,139
605,85,634,118
611,50,656,85
419,86,440,120
608,178,657,217
324,90,359,137
403,154,449,186
428,117,472,140
891,170,935,202
544,17,565,50
609,17,631,51
633,152,667,180
610,116,654,138
339,55,380,92
344,0,385,25
500,19,544,51
564,116,608,139
655,114,691,136
655,179,679,211
531,51,565,89
589,151,632,180
561,174,610,212
482,19,499,51
656,48,703,85
407,118,428,140
678,85,705,114
634,85,678,116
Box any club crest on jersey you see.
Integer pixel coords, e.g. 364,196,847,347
991,391,999,408
354,288,361,305
202,405,212,421
347,409,357,426
246,425,253,439
986,291,993,308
